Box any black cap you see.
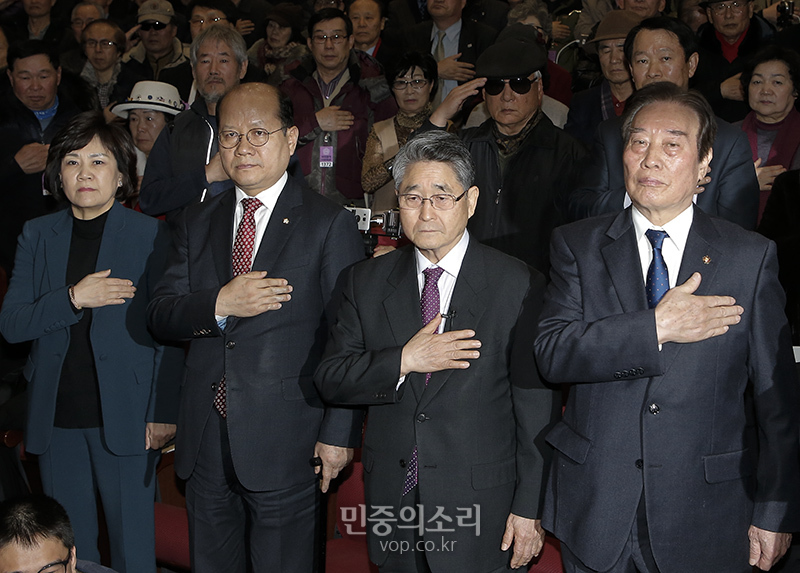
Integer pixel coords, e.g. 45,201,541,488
475,24,547,79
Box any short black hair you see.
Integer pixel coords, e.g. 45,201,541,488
82,19,126,56
308,8,353,38
0,496,75,552
45,111,138,203
624,16,698,65
740,45,800,103
188,0,237,24
390,51,439,101
8,40,59,72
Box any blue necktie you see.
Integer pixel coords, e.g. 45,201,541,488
645,229,670,309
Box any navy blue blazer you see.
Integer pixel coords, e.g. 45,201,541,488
0,202,181,456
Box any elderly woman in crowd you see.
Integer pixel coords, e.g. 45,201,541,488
738,45,800,222
0,112,180,573
361,51,438,211
246,3,307,85
111,80,183,191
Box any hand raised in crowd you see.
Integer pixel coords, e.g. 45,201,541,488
754,158,787,192
235,18,256,36
655,272,743,345
205,153,228,184
316,105,354,132
15,143,49,174
437,53,476,82
125,24,141,52
501,514,545,569
215,271,292,318
720,73,744,101
145,422,177,450
550,20,571,42
399,314,481,377
313,442,354,493
71,269,136,309
429,77,486,127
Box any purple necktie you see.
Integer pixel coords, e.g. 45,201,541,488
214,197,263,419
402,266,445,496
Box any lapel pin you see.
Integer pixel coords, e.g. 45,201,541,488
702,255,711,265
283,218,290,224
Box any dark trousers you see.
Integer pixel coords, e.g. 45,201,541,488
185,410,319,573
39,427,157,573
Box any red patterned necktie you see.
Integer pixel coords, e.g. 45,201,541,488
214,197,264,418
403,266,445,496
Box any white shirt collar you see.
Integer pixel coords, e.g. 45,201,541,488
234,172,288,212
631,203,694,255
414,228,470,280
430,18,462,41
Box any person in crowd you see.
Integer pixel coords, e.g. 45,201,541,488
0,495,118,573
574,0,662,41
426,33,586,273
0,41,80,277
316,129,556,573
678,0,707,31
0,111,181,573
6,0,66,48
247,3,307,85
147,82,364,573
280,8,396,205
229,0,272,48
347,0,403,71
111,80,184,193
736,45,800,221
188,0,237,40
60,2,106,73
694,0,776,123
535,81,800,573
404,0,496,106
567,17,759,230
122,0,192,98
139,24,247,217
362,51,438,210
565,10,640,147
81,20,144,113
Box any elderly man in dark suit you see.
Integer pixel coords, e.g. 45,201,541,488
567,17,759,230
147,82,365,573
535,82,800,573
316,130,556,573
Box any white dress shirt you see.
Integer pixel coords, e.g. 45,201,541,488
631,204,694,290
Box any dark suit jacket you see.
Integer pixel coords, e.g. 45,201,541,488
403,18,497,78
566,114,759,230
147,176,365,491
0,202,181,456
534,207,800,573
315,238,557,571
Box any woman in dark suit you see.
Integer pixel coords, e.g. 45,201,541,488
0,112,181,573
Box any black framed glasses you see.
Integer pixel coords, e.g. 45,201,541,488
35,553,71,573
708,0,749,13
84,39,117,49
218,127,284,149
139,20,169,31
392,79,429,91
311,33,349,44
483,76,538,96
189,16,227,25
397,190,468,210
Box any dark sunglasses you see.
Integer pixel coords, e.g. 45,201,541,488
483,77,537,96
139,20,169,31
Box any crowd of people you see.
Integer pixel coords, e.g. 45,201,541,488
0,0,798,571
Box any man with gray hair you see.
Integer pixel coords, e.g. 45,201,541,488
316,130,556,572
139,24,247,217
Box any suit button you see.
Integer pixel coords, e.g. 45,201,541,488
621,369,629,377
416,413,427,423
649,403,660,415
211,383,217,391
637,367,645,375
635,459,643,469
614,372,621,379
399,459,406,468
226,341,235,349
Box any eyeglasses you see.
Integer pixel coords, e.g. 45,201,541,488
35,553,71,573
311,33,349,44
139,20,169,31
708,0,749,13
189,16,227,25
84,39,117,49
397,190,468,210
483,76,538,96
392,79,429,91
218,127,284,148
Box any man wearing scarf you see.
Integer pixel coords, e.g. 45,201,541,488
422,26,586,273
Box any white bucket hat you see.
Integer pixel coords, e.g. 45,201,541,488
112,81,184,118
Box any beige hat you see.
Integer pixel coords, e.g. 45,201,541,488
137,0,174,23
585,10,643,54
111,81,184,118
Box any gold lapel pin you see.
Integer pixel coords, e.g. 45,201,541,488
283,218,290,224
702,255,711,264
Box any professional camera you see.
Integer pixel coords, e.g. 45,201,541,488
345,206,402,256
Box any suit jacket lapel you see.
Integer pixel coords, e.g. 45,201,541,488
419,239,488,410
601,209,649,313
251,177,303,273
44,209,73,291
210,190,235,286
